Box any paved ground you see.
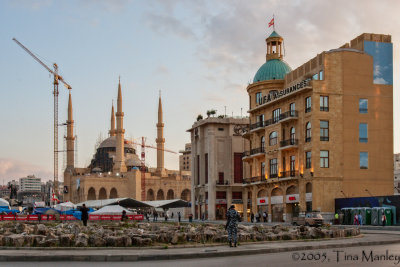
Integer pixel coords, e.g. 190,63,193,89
1,230,400,262
6,243,400,267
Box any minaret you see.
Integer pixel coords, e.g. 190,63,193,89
66,92,75,170
109,102,116,137
113,78,127,173
156,91,166,176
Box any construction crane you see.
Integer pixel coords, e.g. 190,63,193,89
13,38,72,200
127,137,177,200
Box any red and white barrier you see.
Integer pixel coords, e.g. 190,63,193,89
0,214,144,221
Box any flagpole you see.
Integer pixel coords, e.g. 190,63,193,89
273,14,275,31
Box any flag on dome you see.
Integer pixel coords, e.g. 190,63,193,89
268,17,274,28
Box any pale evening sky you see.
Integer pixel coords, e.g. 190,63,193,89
0,0,398,183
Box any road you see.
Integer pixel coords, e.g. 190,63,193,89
6,243,400,267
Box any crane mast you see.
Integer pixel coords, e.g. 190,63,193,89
13,38,72,201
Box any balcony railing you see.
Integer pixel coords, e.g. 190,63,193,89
250,147,265,155
249,110,298,131
269,173,278,178
280,139,298,147
305,137,311,142
279,110,298,121
280,170,299,178
216,180,229,185
243,176,266,184
320,107,329,112
249,121,264,130
320,136,329,141
359,138,368,143
242,151,250,157
305,107,311,113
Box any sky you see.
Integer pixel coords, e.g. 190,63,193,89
0,0,399,183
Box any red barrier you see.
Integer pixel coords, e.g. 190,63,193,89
100,215,112,220
48,215,55,220
66,215,76,220
16,216,27,221
59,215,66,220
0,215,2,221
112,215,122,221
133,214,144,220
3,215,15,221
89,215,100,221
28,215,38,221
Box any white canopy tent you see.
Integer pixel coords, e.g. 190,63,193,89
90,205,134,215
0,198,10,208
143,199,189,209
53,201,76,211
76,198,150,209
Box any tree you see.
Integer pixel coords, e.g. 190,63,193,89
196,114,203,121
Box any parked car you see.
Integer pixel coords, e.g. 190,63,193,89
292,211,323,226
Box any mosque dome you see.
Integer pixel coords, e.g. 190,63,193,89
98,136,134,150
253,59,292,83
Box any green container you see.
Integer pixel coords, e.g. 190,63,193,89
384,208,392,226
341,208,352,225
371,208,379,225
364,208,372,225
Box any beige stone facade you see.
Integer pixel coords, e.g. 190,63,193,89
188,117,250,220
179,143,192,171
242,32,393,222
63,81,191,203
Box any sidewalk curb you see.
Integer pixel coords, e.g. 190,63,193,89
1,238,400,262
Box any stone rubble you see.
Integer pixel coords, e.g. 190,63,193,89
0,221,360,247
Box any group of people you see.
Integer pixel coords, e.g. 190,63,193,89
250,211,268,223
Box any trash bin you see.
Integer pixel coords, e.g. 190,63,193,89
371,207,379,225
345,208,352,225
341,208,350,225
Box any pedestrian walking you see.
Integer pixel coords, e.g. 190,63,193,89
382,213,387,226
80,204,89,226
171,212,174,219
263,212,267,222
353,214,359,225
178,211,181,222
358,213,363,226
226,205,240,247
251,212,254,223
121,210,128,222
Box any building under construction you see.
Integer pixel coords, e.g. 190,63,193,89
63,80,191,203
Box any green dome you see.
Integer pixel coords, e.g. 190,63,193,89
253,59,291,83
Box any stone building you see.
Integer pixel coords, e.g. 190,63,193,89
188,117,249,220
63,80,191,203
241,31,393,222
179,143,192,171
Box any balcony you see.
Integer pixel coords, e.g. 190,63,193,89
242,147,265,160
279,170,299,178
243,176,265,184
269,173,278,178
279,139,298,150
216,180,229,186
278,110,298,123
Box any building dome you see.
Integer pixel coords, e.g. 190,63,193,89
253,59,292,83
98,136,134,150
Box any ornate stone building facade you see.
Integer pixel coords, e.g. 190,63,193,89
241,32,393,222
63,81,191,203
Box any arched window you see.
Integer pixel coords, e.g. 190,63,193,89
305,122,311,142
290,127,295,143
260,136,265,149
269,131,278,146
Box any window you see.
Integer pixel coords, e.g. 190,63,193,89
289,103,296,116
319,70,324,80
290,156,296,175
312,73,319,80
205,153,208,184
269,158,278,178
216,191,226,199
232,192,242,199
218,172,224,185
218,127,224,131
234,153,243,183
257,114,265,127
260,136,265,149
261,162,265,177
359,99,368,113
269,131,278,146
320,151,329,168
320,96,329,111
306,151,312,169
320,121,329,141
359,123,368,143
305,122,311,142
273,108,281,123
256,92,262,105
305,96,312,113
196,155,200,185
290,127,295,143
360,152,368,169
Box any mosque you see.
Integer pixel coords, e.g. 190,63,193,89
63,80,191,203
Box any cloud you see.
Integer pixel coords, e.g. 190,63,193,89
144,13,196,40
0,158,53,183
